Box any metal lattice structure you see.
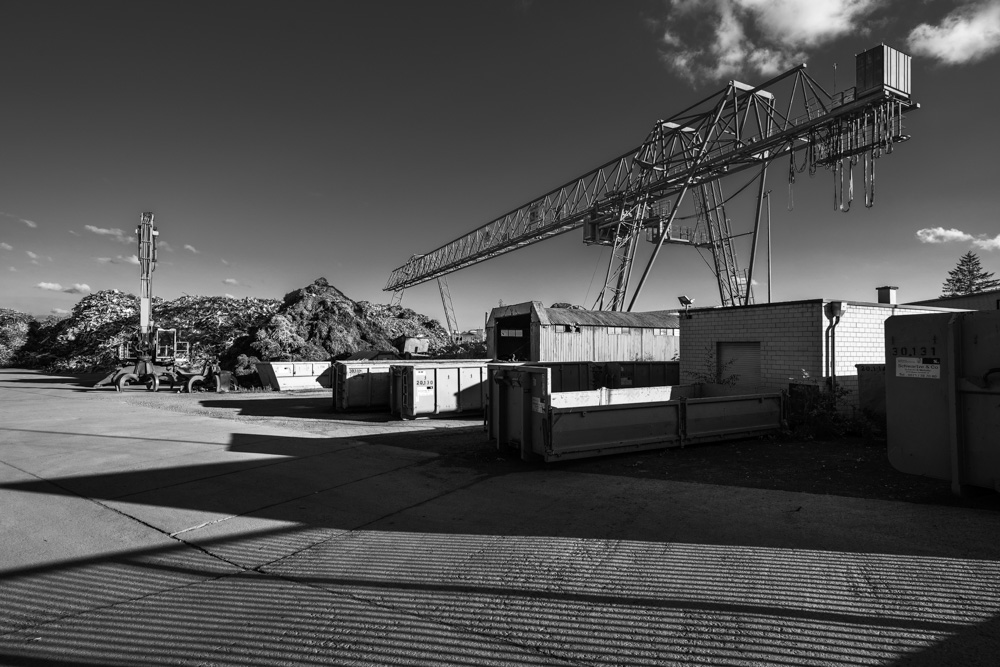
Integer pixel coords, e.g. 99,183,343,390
386,47,918,310
437,276,458,336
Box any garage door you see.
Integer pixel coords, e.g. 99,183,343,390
717,342,761,389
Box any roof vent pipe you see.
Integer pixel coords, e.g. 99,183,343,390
877,286,898,305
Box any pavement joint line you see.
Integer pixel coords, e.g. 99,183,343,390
166,446,432,540
257,465,493,572
0,457,250,574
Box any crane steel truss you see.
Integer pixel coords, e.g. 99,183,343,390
437,275,459,337
385,62,916,309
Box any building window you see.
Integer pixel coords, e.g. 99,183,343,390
652,328,676,336
556,325,580,333
608,327,631,335
500,329,523,338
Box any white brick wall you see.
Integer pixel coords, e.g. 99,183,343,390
680,300,957,409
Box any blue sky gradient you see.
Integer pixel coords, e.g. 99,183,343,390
2,1,999,330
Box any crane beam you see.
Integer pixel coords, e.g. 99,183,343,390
386,57,917,295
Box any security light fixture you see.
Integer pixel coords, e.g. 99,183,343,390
678,295,694,319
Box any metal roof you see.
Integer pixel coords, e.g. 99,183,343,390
540,307,679,329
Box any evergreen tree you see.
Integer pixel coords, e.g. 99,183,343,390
941,251,1000,296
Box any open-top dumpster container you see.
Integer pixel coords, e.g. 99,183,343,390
333,359,487,412
256,361,333,391
390,361,490,419
486,360,680,441
885,311,1000,493
490,364,783,462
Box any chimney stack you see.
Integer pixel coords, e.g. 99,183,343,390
877,286,898,305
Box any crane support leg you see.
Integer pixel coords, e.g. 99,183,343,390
744,164,769,306
627,184,692,311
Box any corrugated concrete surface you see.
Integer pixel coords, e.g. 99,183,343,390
1,369,998,666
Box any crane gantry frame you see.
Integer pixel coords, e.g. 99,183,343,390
385,46,918,311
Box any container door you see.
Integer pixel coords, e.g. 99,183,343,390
885,314,953,481
457,366,485,411
956,312,1000,489
408,367,435,416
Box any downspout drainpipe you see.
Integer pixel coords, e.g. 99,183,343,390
946,313,964,495
825,302,846,395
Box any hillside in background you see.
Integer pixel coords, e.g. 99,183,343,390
1,278,456,372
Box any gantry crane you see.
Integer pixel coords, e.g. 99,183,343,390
385,45,918,310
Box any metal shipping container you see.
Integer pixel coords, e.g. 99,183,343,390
490,364,782,462
485,360,680,440
391,361,489,419
885,311,1000,493
333,359,487,412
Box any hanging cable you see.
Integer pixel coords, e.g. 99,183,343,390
843,158,853,212
833,160,840,211
787,154,795,211
865,150,875,208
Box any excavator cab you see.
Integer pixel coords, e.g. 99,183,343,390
118,328,189,366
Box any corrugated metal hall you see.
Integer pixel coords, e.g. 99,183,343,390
486,301,679,362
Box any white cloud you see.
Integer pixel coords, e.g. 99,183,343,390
916,227,974,243
1,212,39,228
99,254,140,265
63,283,92,294
908,1,1000,65
224,293,236,299
68,230,79,236
84,225,135,244
221,258,229,265
653,0,882,83
9,266,16,272
973,234,1000,251
223,278,240,286
158,240,175,252
36,282,64,291
0,242,11,251
916,226,1000,250
26,250,38,259
184,244,199,254
51,308,70,315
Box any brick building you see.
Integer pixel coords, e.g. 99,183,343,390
678,295,963,409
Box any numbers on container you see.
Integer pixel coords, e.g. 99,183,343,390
890,346,935,357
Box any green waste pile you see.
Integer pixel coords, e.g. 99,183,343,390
2,277,460,373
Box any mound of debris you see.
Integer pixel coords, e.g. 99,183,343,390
0,308,34,367
11,290,282,372
245,277,450,361
5,277,454,372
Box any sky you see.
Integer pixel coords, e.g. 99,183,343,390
2,0,999,330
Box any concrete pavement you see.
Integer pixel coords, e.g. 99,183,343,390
1,368,999,666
